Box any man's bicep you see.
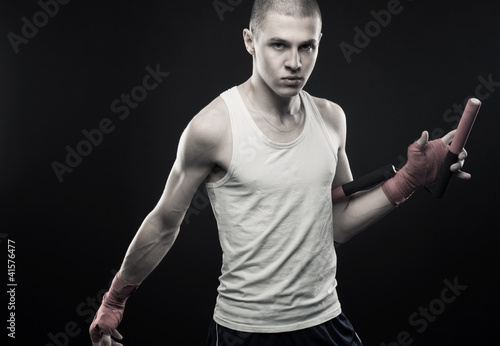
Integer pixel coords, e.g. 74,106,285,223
152,162,210,229
150,126,216,229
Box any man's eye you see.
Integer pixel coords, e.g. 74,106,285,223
273,43,284,49
301,44,314,51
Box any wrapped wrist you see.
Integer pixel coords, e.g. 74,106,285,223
381,170,416,206
89,272,139,342
105,272,139,305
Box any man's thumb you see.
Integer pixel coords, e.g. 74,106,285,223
416,130,429,148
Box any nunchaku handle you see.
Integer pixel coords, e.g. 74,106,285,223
332,98,481,203
331,164,396,203
430,98,481,199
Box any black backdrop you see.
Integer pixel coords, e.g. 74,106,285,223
2,0,499,345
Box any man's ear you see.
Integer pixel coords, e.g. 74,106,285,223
243,29,255,55
318,32,323,46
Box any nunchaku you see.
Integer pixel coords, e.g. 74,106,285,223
331,164,396,203
430,98,481,198
331,98,481,203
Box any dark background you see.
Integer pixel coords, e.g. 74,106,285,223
1,0,499,345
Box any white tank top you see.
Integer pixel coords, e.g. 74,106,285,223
206,86,341,333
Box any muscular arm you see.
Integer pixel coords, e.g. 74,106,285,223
119,101,226,284
331,151,394,244
318,100,467,244
89,99,229,345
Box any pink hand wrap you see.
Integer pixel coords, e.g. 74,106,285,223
382,138,448,205
89,273,139,342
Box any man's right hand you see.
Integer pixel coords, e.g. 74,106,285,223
89,272,139,345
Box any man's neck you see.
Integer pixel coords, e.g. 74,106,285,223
245,77,302,120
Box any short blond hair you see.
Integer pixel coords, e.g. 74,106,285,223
249,0,322,38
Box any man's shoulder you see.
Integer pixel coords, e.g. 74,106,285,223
193,95,229,125
309,95,346,127
184,94,230,147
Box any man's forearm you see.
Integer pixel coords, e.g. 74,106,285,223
119,212,180,284
332,184,394,244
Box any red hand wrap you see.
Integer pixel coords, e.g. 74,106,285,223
382,138,448,205
89,272,139,342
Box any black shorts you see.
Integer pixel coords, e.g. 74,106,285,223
206,312,363,346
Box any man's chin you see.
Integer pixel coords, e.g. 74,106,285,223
273,85,304,98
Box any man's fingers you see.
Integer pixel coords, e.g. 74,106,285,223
450,161,463,172
416,130,429,147
458,148,468,161
93,333,123,346
111,329,123,341
102,335,112,346
451,148,469,179
454,170,471,180
89,322,123,345
441,129,456,146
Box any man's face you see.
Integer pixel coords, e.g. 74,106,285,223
249,12,322,98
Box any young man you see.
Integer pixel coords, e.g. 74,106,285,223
90,0,470,345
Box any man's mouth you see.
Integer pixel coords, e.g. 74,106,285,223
282,76,303,86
